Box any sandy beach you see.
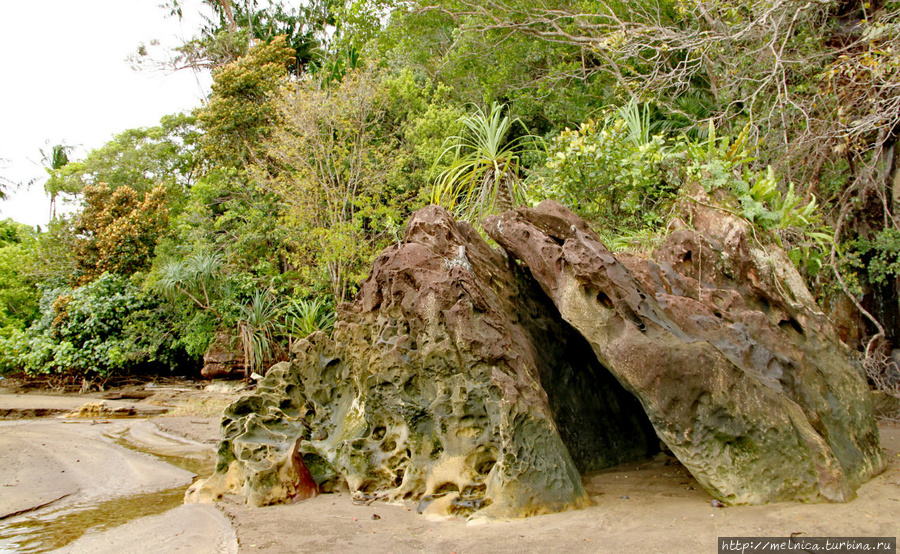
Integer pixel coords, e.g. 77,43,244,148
0,382,897,553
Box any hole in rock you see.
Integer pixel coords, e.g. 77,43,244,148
533,294,660,474
450,496,485,516
360,480,379,493
434,482,458,495
279,398,300,416
371,425,387,440
475,457,496,476
778,317,804,335
596,291,615,310
462,483,487,496
381,439,397,452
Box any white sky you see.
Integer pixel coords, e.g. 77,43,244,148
0,0,213,227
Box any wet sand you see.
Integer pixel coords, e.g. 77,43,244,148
0,387,237,553
0,385,898,553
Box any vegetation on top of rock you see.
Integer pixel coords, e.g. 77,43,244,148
1,0,898,394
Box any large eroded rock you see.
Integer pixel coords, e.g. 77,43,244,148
191,196,885,517
483,198,886,504
188,206,657,518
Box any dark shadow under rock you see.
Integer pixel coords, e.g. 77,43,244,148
188,206,656,519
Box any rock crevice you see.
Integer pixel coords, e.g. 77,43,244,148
189,206,656,518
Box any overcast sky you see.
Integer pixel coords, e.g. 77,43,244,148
0,0,213,227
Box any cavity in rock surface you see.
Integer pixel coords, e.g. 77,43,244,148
188,206,656,518
483,197,886,505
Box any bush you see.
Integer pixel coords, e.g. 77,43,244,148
539,110,830,274
0,272,194,379
540,104,679,233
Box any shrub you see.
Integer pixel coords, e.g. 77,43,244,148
0,273,192,379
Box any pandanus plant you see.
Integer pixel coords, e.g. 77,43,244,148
431,103,537,223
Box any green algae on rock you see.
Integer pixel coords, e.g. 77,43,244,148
187,206,657,519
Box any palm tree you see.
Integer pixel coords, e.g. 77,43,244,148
41,143,73,220
431,103,537,223
154,250,227,316
0,157,13,201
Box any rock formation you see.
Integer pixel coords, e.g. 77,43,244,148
201,331,245,379
483,196,885,504
189,195,885,518
188,206,658,518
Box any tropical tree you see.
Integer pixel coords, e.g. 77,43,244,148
237,290,286,374
141,0,336,74
0,220,40,336
258,65,414,302
41,144,74,220
197,35,295,168
155,250,229,316
45,115,199,200
0,157,14,200
72,184,169,285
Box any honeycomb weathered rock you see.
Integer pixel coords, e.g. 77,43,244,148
188,206,657,518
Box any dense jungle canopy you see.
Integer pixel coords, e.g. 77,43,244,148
1,0,899,388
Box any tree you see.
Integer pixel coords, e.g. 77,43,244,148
0,157,15,200
413,0,900,353
0,273,192,380
140,0,336,74
0,220,40,336
41,144,74,219
45,115,199,201
72,184,169,285
197,35,295,168
258,65,411,302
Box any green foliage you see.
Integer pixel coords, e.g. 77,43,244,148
152,249,241,357
44,115,198,201
686,124,832,274
0,220,39,337
237,290,286,373
542,111,830,274
431,103,538,222
0,273,190,378
155,250,228,314
850,229,900,286
197,36,296,168
151,0,332,73
541,104,679,232
285,296,336,339
259,66,423,302
373,2,613,129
